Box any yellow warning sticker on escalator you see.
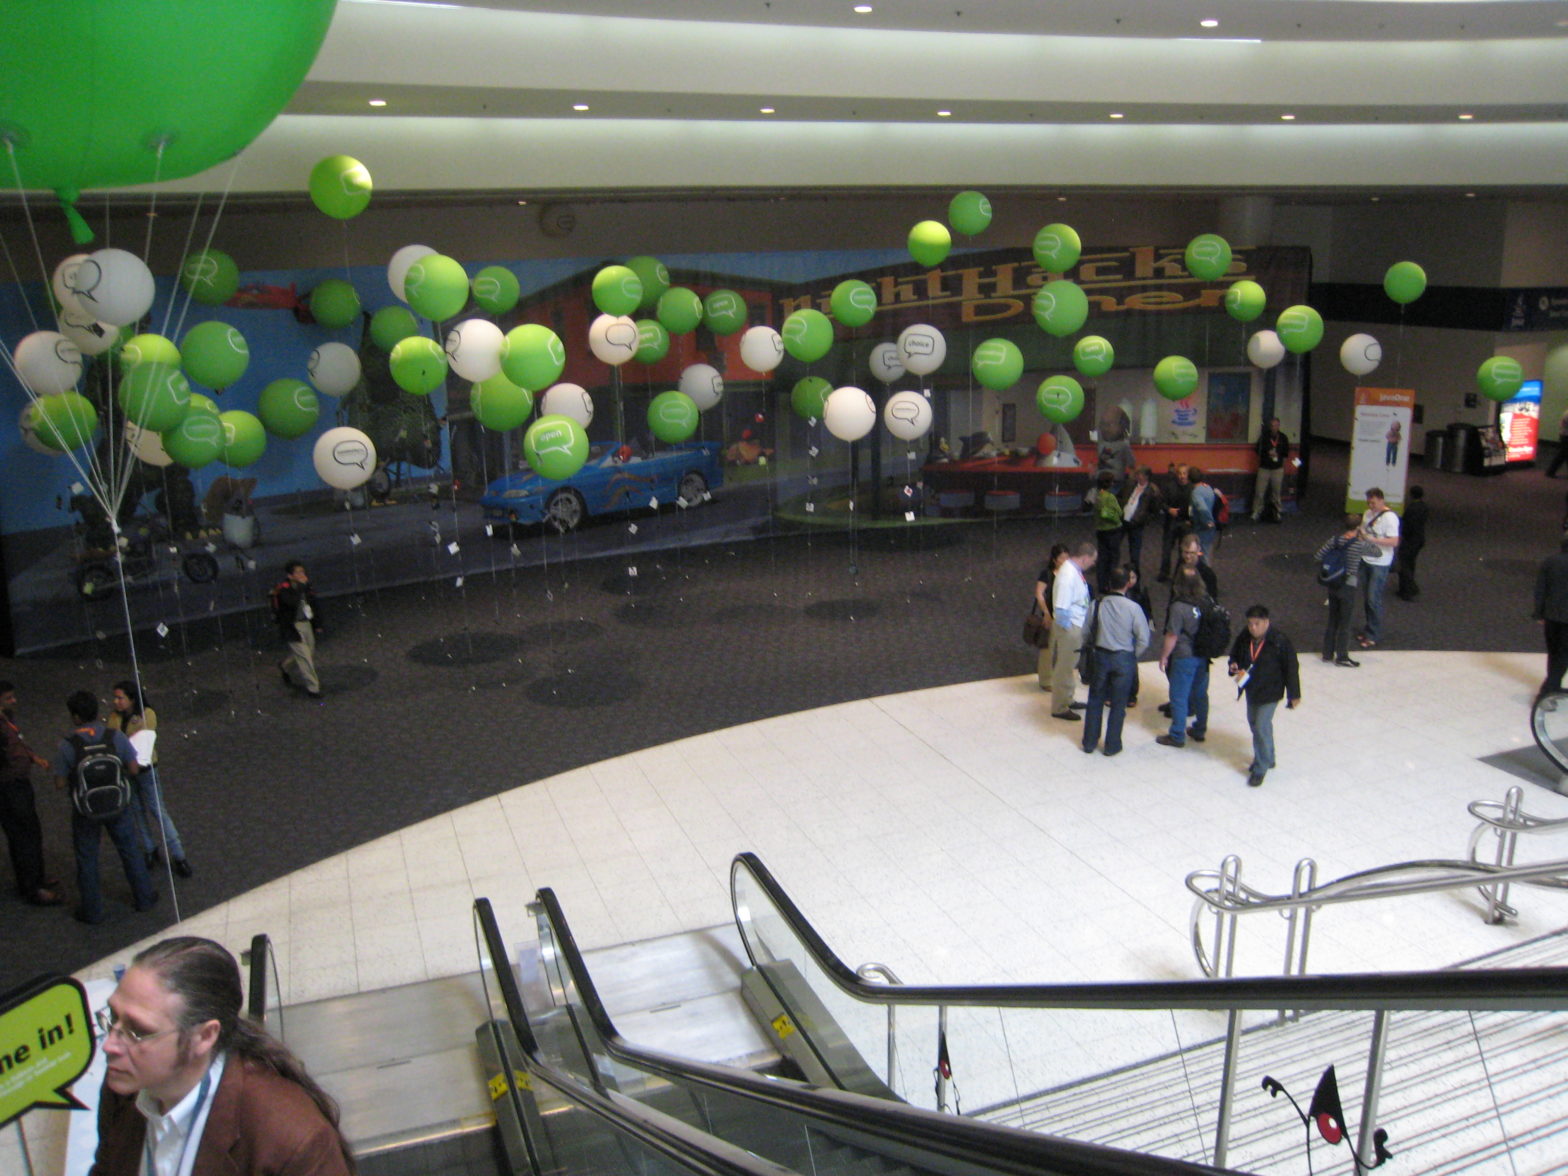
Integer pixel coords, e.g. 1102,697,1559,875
487,1069,533,1100
771,1013,796,1040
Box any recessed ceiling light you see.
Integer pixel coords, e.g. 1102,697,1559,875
1465,192,1476,198
1280,113,1295,121
1200,18,1219,28
759,107,775,114
1370,196,1381,202
854,4,873,12
517,200,529,205
1458,112,1474,120
367,99,387,107
1057,196,1068,203
936,110,952,117
1109,112,1125,119
572,103,590,112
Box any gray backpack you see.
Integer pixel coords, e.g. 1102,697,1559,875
69,729,131,822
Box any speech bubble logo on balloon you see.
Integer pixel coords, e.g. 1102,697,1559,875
903,333,935,357
183,254,219,284
707,293,740,320
333,439,371,469
0,976,96,1126
607,323,636,348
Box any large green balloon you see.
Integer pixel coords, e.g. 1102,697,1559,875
2,3,335,196
1477,356,1525,402
1224,280,1267,323
219,410,266,468
1384,261,1427,305
523,414,589,480
1154,356,1200,401
161,402,223,469
702,289,747,336
1072,336,1116,378
119,363,192,432
791,376,832,421
1184,234,1233,281
500,324,566,389
258,378,320,439
634,320,670,365
1036,376,1084,424
1032,223,1081,273
390,336,448,395
781,308,834,362
309,155,372,220
908,220,951,268
1032,280,1089,337
625,256,670,310
370,305,420,352
1276,305,1325,354
472,266,520,315
404,254,469,322
180,321,249,388
35,392,98,451
829,280,877,328
591,265,643,316
310,280,361,329
971,338,1024,390
472,372,534,431
948,190,992,237
657,287,703,334
119,332,180,371
179,249,239,306
647,390,699,443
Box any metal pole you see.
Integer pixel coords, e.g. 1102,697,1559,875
1357,1010,1391,1165
1213,1009,1244,1169
1219,855,1242,979
935,1006,950,1113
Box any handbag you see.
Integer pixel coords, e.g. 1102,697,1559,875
1076,600,1102,685
1023,605,1050,649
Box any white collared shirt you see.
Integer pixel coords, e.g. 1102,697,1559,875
1052,560,1090,630
136,1051,226,1176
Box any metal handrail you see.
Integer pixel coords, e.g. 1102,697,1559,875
1468,785,1568,923
855,962,903,1087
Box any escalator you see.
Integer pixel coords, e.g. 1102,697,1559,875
1530,690,1568,780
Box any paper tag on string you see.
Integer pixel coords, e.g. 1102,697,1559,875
648,496,659,509
676,497,687,509
808,446,819,458
71,482,85,495
447,541,460,555
245,559,256,570
905,511,916,522
627,566,638,577
510,543,521,556
907,450,917,460
805,502,815,514
807,417,817,427
155,622,169,638
808,476,818,487
484,524,493,537
454,576,464,588
627,523,639,535
205,542,217,554
349,534,362,547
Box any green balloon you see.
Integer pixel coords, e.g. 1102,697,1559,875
1036,376,1084,424
971,338,1024,390
657,287,703,334
179,249,239,305
370,305,420,352
634,319,670,365
1032,223,1081,272
310,279,361,329
472,265,520,315
781,308,834,362
219,410,266,468
190,392,218,414
180,321,249,389
625,256,670,310
1072,336,1116,378
523,414,589,480
1384,261,1427,305
258,378,320,439
591,265,643,316
948,190,992,237
119,363,192,432
1276,305,1325,354
1224,280,1267,323
35,391,98,451
829,280,877,328
404,254,469,322
647,390,700,443
119,332,180,371
308,154,372,220
390,336,448,396
161,402,223,469
1154,356,1200,401
472,372,534,431
908,220,951,268
1184,233,1233,281
1477,356,1525,402
702,289,747,336
500,323,566,389
1032,280,1089,337
791,376,832,421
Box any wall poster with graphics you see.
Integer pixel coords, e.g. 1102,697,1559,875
1499,379,1541,466
1346,387,1415,512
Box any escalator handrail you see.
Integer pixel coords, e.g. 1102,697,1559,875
529,885,1240,1176
730,851,1568,1012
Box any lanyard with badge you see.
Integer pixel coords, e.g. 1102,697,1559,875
144,1066,214,1176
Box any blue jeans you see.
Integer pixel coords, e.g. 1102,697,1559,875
1248,699,1279,773
1082,649,1137,754
1195,527,1218,561
72,808,156,922
1362,563,1390,642
1167,656,1210,742
133,767,184,861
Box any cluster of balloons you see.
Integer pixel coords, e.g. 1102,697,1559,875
904,191,993,271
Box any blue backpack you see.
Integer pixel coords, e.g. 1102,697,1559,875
1318,538,1350,587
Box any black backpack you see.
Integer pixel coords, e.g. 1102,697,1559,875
1318,538,1350,587
69,729,131,822
1191,598,1233,660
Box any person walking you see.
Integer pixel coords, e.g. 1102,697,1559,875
1227,606,1302,787
1187,468,1219,561
1533,535,1568,700
1315,514,1381,667
1394,485,1427,601
1547,406,1568,478
1033,544,1071,692
1156,569,1212,748
274,560,323,700
1252,418,1290,522
108,680,192,879
1092,470,1124,593
1,681,62,906
1080,567,1152,757
1355,488,1400,649
1120,466,1163,582
1049,542,1097,721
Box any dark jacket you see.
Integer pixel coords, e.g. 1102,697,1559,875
1120,479,1164,529
273,581,321,640
1534,545,1568,623
1228,627,1301,706
1256,429,1290,470
1401,499,1428,548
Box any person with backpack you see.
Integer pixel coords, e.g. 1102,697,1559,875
1227,605,1302,787
50,690,155,925
1093,470,1124,592
274,560,323,700
1315,514,1381,667
1156,569,1228,748
1187,468,1220,561
108,680,192,879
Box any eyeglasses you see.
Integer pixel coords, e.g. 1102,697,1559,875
94,1007,178,1046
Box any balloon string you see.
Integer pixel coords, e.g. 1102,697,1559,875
168,154,243,347
3,140,52,329
158,192,207,340
141,141,165,262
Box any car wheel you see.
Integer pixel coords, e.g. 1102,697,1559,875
368,466,393,501
182,552,220,584
678,472,709,507
75,563,117,599
545,488,587,534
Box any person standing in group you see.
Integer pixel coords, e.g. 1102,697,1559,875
1316,514,1381,667
1049,542,1097,721
1159,537,1218,719
1394,485,1428,601
1156,569,1212,748
1093,470,1124,593
1533,535,1568,700
1032,544,1071,692
52,690,154,925
1095,407,1137,496
1120,465,1163,582
1080,566,1151,758
108,680,192,879
1187,468,1219,561
1252,418,1290,522
1547,406,1568,478
1157,463,1192,582
1227,606,1302,787
274,560,323,700
1,681,62,907
1355,488,1400,650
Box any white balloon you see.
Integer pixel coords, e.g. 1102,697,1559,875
897,323,946,376
883,390,933,441
68,247,155,327
1339,332,1383,377
444,318,505,383
125,420,173,468
678,363,724,411
541,383,594,427
738,326,784,373
56,305,119,356
308,342,362,397
1247,329,1286,370
824,385,877,442
18,404,52,455
52,253,90,314
14,330,83,394
313,426,378,490
869,342,905,384
588,313,638,366
387,244,437,302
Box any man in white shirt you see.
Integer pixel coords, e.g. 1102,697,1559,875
1357,487,1400,649
1049,542,1097,720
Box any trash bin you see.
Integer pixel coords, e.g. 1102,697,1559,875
1446,423,1477,474
1424,429,1448,470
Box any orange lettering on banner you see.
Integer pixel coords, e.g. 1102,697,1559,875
876,275,925,305
962,299,1025,324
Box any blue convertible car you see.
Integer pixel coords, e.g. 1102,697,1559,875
481,441,724,533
